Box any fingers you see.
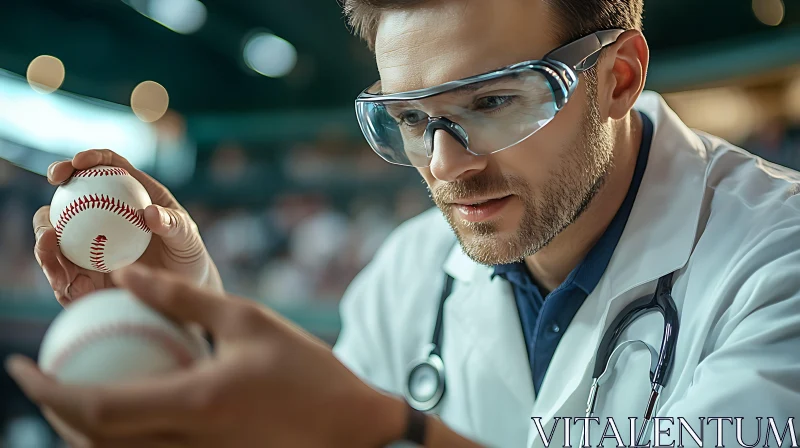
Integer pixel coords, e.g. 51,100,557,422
33,206,98,305
46,407,190,448
6,355,209,436
48,149,180,208
46,160,77,185
33,212,67,294
111,265,239,334
33,207,71,304
71,149,179,208
143,205,205,259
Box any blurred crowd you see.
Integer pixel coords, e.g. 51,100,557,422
743,118,800,169
2,121,800,309
0,136,431,308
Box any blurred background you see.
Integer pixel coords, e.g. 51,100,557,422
0,0,799,445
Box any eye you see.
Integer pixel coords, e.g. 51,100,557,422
398,109,429,126
474,95,516,111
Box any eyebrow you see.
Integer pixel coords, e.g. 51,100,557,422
380,75,514,96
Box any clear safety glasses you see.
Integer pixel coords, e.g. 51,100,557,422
355,29,625,167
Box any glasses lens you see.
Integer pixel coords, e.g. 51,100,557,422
356,70,558,167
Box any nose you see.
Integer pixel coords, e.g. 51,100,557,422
428,129,488,182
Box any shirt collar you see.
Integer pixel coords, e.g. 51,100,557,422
493,112,655,297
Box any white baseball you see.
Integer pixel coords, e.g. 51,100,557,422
49,165,152,273
38,289,210,384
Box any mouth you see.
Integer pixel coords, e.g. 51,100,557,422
450,195,513,223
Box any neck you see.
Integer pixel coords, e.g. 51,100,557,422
524,111,643,291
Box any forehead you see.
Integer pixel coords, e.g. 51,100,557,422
374,0,558,95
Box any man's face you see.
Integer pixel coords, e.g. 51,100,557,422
375,0,615,266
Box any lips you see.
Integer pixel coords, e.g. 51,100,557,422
451,195,513,223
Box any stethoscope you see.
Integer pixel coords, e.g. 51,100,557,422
404,270,680,444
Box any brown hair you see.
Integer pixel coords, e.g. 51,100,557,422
341,0,644,52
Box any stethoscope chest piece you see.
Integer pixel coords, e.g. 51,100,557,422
405,352,445,412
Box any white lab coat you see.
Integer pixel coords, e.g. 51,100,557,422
333,92,800,448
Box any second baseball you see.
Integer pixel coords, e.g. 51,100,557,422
38,288,210,384
49,165,152,272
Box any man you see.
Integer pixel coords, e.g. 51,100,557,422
12,0,800,446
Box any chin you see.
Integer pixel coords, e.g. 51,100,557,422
460,211,519,236
454,225,526,266
440,205,528,265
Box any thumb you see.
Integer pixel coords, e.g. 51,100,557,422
144,205,204,253
111,264,232,334
5,355,58,404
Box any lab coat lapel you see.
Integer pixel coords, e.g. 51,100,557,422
442,244,536,419
527,92,712,447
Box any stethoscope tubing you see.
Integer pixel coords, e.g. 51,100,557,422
407,270,679,425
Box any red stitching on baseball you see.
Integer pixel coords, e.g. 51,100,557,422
48,323,196,375
72,167,129,178
89,235,110,273
54,194,150,242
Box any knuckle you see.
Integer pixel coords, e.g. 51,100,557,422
104,148,131,166
54,290,70,306
98,149,115,165
76,149,98,158
176,209,200,235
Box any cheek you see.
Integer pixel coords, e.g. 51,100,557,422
493,96,588,177
492,128,570,183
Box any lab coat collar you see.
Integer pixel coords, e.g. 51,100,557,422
443,91,708,295
601,91,708,295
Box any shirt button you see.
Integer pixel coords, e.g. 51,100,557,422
551,323,561,333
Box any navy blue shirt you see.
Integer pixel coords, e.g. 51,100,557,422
492,112,654,394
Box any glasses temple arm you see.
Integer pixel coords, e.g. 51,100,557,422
544,29,625,72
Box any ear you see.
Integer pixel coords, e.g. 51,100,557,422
599,30,650,120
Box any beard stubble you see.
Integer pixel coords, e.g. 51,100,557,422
429,80,615,266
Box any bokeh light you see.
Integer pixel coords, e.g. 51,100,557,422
752,0,785,26
26,55,65,94
665,87,763,143
131,80,170,122
243,33,298,78
146,0,207,35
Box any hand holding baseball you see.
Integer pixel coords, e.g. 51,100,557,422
33,149,223,306
5,265,407,448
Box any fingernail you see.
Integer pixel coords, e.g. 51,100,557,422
159,207,172,228
35,227,46,242
47,162,57,178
